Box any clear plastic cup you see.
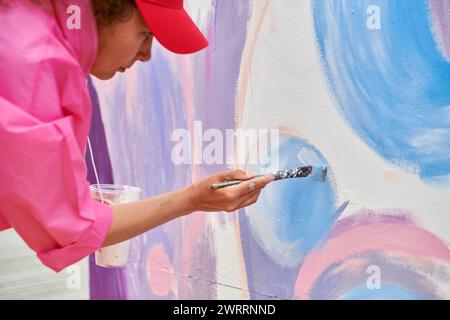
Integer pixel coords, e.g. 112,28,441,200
89,184,141,268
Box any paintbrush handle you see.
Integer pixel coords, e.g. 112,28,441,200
210,165,317,190
210,175,265,190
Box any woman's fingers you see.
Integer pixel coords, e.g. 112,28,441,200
189,170,273,213
228,175,275,197
223,188,261,212
240,190,261,208
218,169,252,181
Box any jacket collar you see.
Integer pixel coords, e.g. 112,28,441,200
50,0,98,75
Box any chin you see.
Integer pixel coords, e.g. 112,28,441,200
90,70,116,81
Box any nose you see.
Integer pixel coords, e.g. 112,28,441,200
137,35,153,62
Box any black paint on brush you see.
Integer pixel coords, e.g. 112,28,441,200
210,165,326,190
272,165,313,180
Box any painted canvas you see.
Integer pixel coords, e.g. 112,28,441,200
89,0,450,299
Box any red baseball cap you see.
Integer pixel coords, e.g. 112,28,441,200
135,0,209,54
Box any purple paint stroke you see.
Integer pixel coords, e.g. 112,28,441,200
238,208,300,299
86,77,128,300
199,0,252,176
167,0,253,297
331,201,350,222
429,0,450,60
119,49,199,299
89,0,253,299
310,251,442,299
329,210,417,239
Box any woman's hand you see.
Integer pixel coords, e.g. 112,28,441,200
188,170,275,213
104,170,274,247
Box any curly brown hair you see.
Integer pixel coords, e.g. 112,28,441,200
92,0,137,27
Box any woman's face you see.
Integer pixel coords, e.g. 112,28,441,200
91,8,154,80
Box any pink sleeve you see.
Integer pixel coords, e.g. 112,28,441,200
0,84,113,273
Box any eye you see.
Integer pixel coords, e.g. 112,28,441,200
144,31,153,39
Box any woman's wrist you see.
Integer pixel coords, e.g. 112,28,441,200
178,185,197,216
105,186,197,246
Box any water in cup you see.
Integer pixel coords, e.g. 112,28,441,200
90,184,141,268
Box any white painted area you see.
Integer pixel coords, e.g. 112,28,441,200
184,0,214,33
209,215,249,299
237,0,450,243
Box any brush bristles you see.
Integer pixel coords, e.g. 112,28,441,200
313,165,328,182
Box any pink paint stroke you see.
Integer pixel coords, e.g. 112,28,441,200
294,215,450,299
147,244,175,297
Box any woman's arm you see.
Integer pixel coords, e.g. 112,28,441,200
102,170,274,247
102,186,193,246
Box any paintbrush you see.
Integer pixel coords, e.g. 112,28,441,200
210,165,328,190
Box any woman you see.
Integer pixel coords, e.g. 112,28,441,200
0,0,274,272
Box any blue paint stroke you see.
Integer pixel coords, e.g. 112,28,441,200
313,0,450,184
244,136,338,268
340,284,427,300
309,250,442,300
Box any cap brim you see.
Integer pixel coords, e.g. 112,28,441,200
136,1,209,54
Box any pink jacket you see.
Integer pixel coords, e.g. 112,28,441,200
0,0,112,272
